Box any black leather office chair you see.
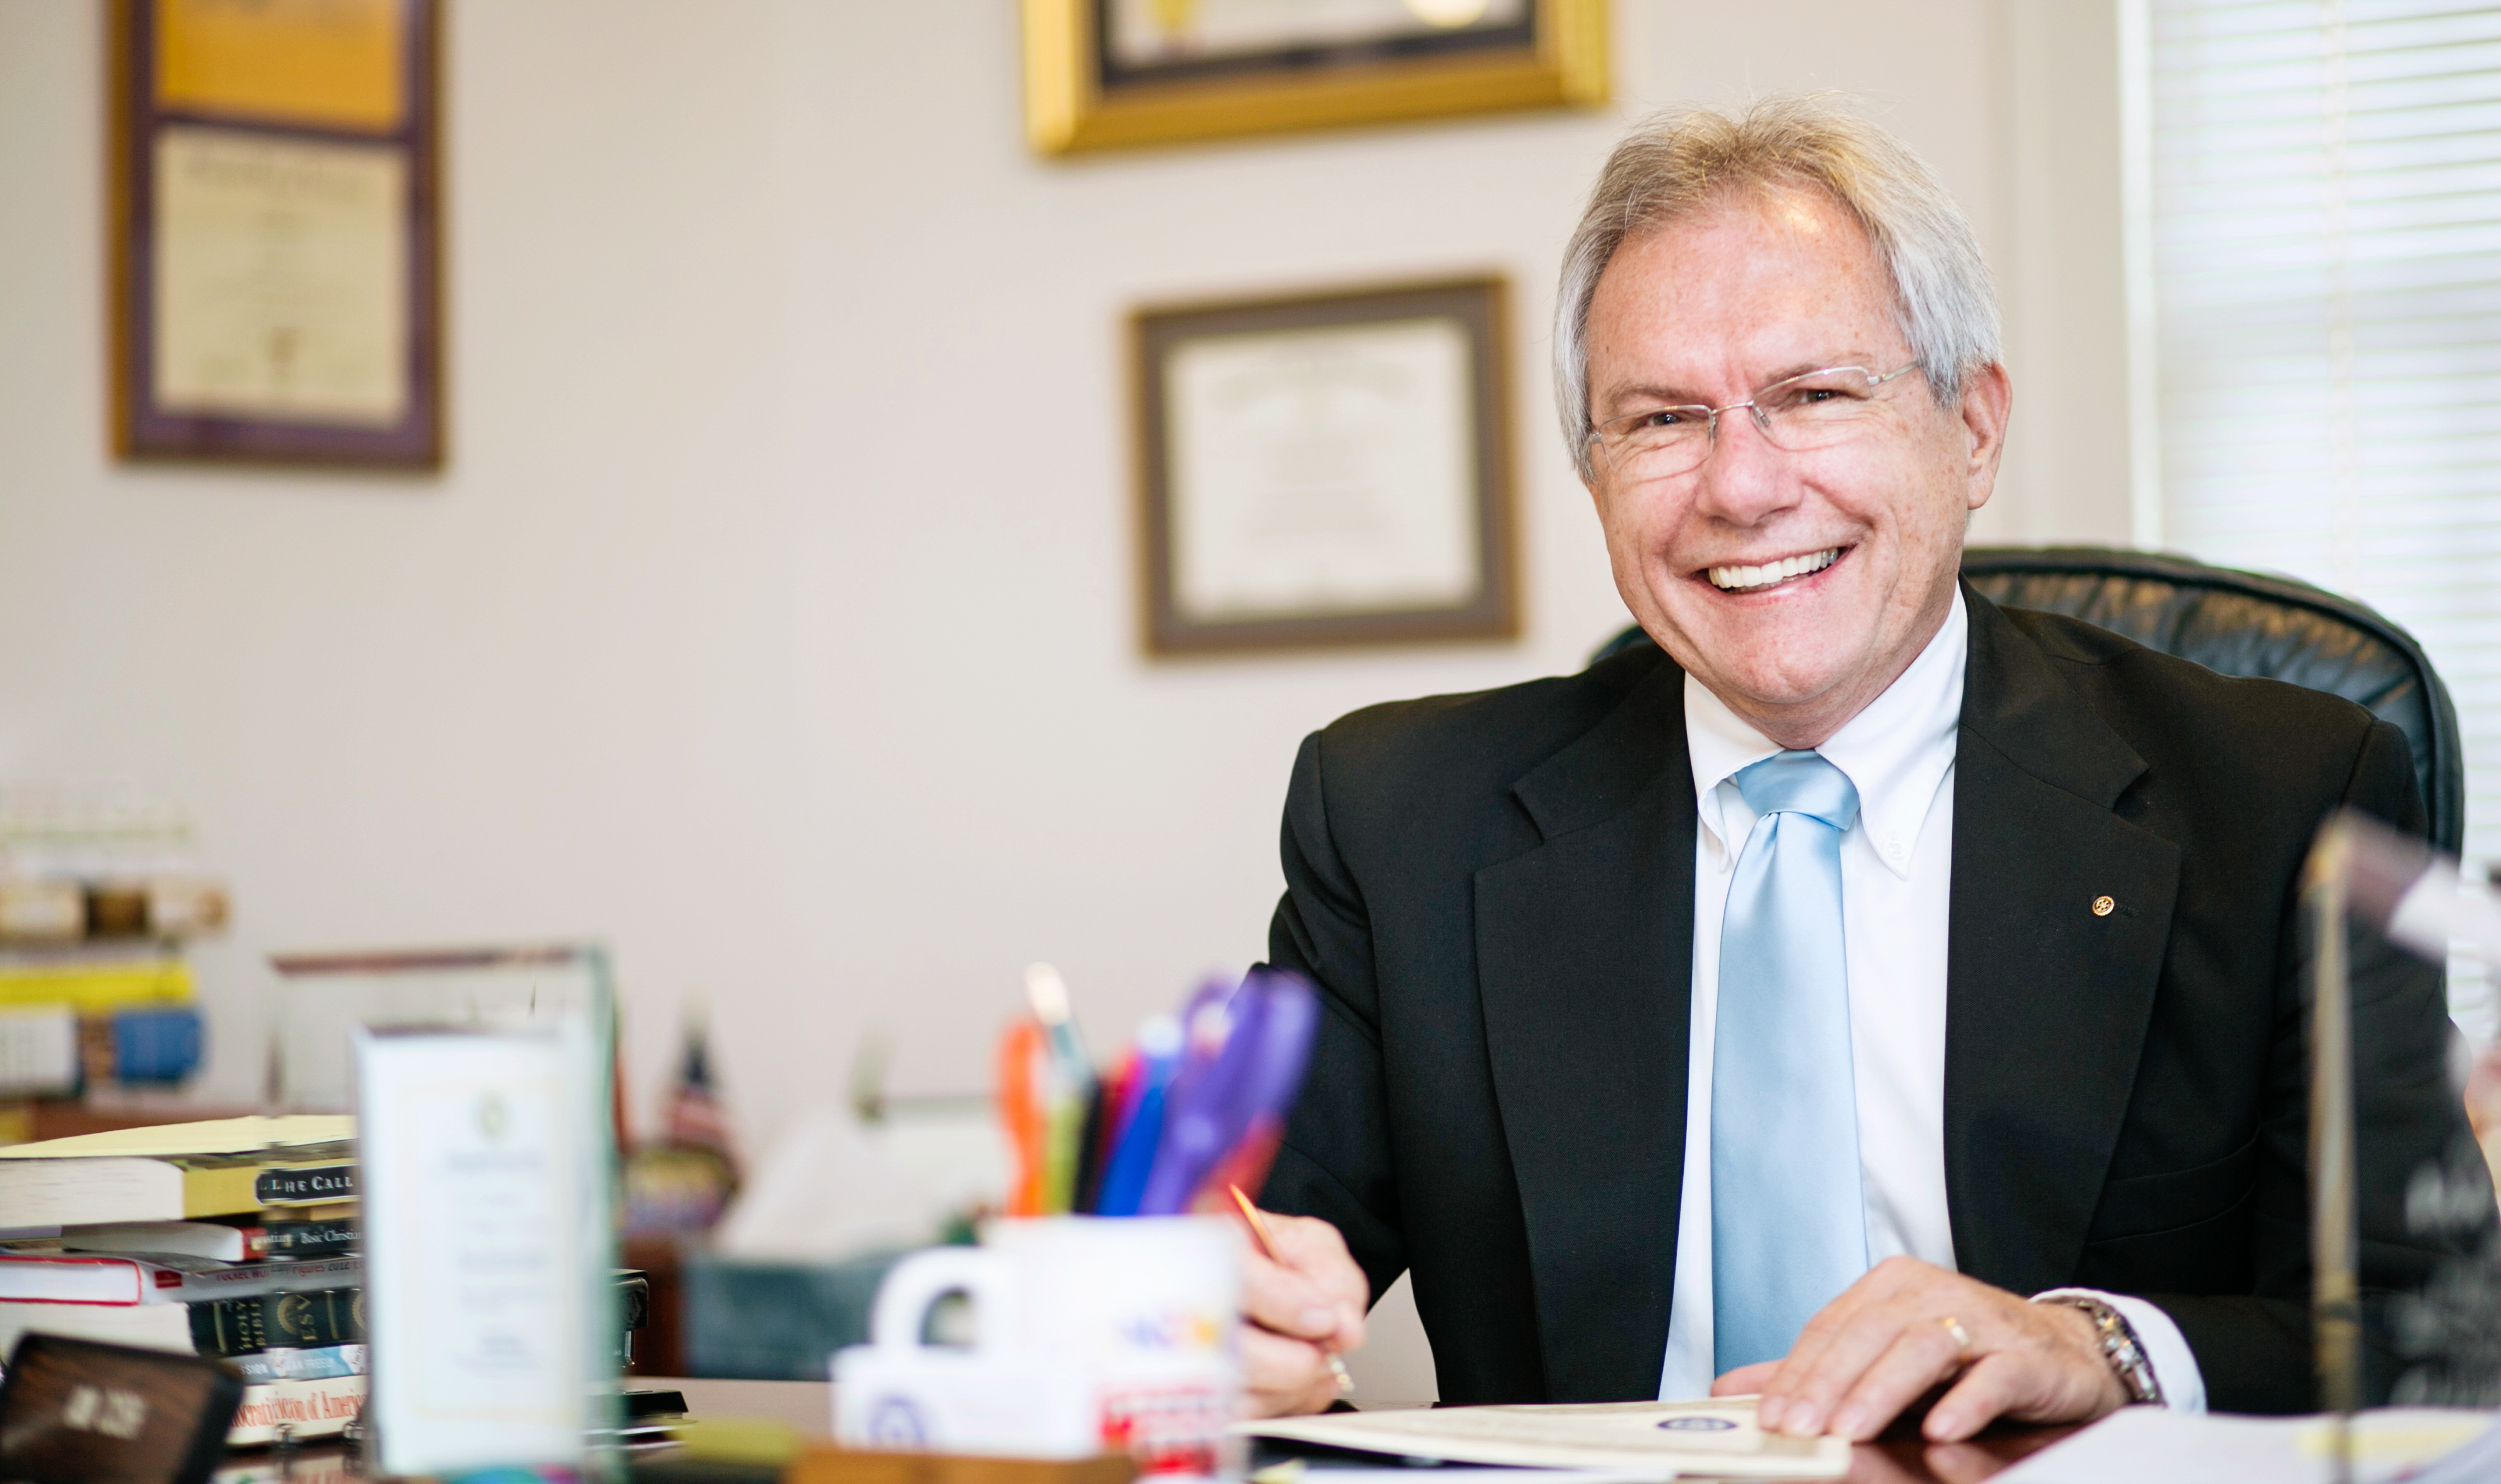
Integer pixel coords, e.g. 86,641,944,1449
1590,545,2465,853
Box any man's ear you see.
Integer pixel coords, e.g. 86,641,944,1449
1959,361,2013,512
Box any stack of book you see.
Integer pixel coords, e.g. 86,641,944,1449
0,1115,366,1445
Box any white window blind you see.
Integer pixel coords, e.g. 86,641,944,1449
2144,3,2501,883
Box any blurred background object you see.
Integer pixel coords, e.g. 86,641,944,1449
0,786,231,1144
2464,1043,2501,1204
655,1032,1003,1380
624,1007,745,1239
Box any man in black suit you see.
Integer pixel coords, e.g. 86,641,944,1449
1231,99,2488,1442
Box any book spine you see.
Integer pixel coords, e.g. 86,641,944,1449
260,1217,356,1259
159,1254,361,1303
224,1373,366,1445
0,955,193,1010
225,1343,366,1384
188,1285,365,1355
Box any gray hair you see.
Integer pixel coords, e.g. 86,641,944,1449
1553,97,2002,482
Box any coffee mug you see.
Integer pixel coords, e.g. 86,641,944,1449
833,1216,1242,1478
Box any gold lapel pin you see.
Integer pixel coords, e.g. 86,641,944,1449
2092,895,2116,917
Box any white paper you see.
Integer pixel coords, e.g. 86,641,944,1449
153,125,409,425
1256,1467,1683,1484
1238,1397,1848,1480
1167,316,1482,623
357,1028,589,1473
1997,1406,2499,1484
712,1104,1010,1260
0,1114,356,1160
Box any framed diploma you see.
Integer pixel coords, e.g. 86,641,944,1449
1132,277,1518,655
1024,0,1606,155
109,0,443,467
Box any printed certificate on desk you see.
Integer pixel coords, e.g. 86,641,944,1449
356,1025,609,1474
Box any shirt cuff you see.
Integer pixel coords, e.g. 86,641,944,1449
2031,1287,2208,1414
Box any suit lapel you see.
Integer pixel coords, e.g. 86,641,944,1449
1945,589,2183,1292
1475,654,1694,1401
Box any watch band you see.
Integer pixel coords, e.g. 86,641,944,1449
2042,1295,2166,1406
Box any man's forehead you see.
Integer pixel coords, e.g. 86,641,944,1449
1589,193,1901,390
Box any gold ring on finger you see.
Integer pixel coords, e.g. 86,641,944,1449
1939,1315,1973,1361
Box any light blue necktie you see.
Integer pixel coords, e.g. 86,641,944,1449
1711,750,1869,1375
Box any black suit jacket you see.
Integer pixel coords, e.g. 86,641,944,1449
1259,586,2490,1414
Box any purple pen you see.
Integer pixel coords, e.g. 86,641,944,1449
1134,971,1318,1216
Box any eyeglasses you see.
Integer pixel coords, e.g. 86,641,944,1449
1587,362,1924,481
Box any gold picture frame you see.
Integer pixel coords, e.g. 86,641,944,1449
1131,276,1518,655
1025,0,1607,155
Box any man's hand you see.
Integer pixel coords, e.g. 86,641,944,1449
1708,1257,2130,1442
1238,1209,1369,1417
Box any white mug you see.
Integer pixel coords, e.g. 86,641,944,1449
834,1216,1243,1478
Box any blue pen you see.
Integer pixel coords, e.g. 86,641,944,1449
1093,1013,1183,1216
1103,976,1230,1216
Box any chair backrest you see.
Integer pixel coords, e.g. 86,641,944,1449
1589,545,2464,851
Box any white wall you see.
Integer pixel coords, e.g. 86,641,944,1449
0,0,2128,1147
1988,0,2136,546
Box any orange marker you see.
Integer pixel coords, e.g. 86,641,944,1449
998,1019,1047,1217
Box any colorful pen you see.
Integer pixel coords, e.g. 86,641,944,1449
996,1017,1047,1216
1139,971,1318,1216
1026,963,1095,1214
1095,1014,1184,1217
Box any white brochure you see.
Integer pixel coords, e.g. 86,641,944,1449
356,1024,601,1474
1239,1397,1847,1479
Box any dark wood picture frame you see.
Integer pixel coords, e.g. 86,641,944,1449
1132,276,1518,656
109,0,443,468
1024,0,1606,155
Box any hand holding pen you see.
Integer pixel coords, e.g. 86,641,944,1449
1229,1184,1365,1415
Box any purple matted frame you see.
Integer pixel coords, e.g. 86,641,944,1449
109,0,443,469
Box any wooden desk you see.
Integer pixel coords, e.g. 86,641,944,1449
1847,1423,2076,1482
656,1375,834,1438
210,1380,2077,1483
632,1381,2077,1483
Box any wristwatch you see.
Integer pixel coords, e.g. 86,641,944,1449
2041,1295,2165,1406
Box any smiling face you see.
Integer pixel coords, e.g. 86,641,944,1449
1581,188,2009,748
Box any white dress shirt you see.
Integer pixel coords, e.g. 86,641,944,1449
1655,589,2207,1413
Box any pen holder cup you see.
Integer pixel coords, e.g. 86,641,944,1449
834,1216,1244,1480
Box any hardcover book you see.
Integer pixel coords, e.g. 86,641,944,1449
0,1117,354,1227
224,1372,364,1446
0,1251,361,1307
188,1286,364,1356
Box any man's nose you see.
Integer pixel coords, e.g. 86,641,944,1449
1691,407,1800,526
